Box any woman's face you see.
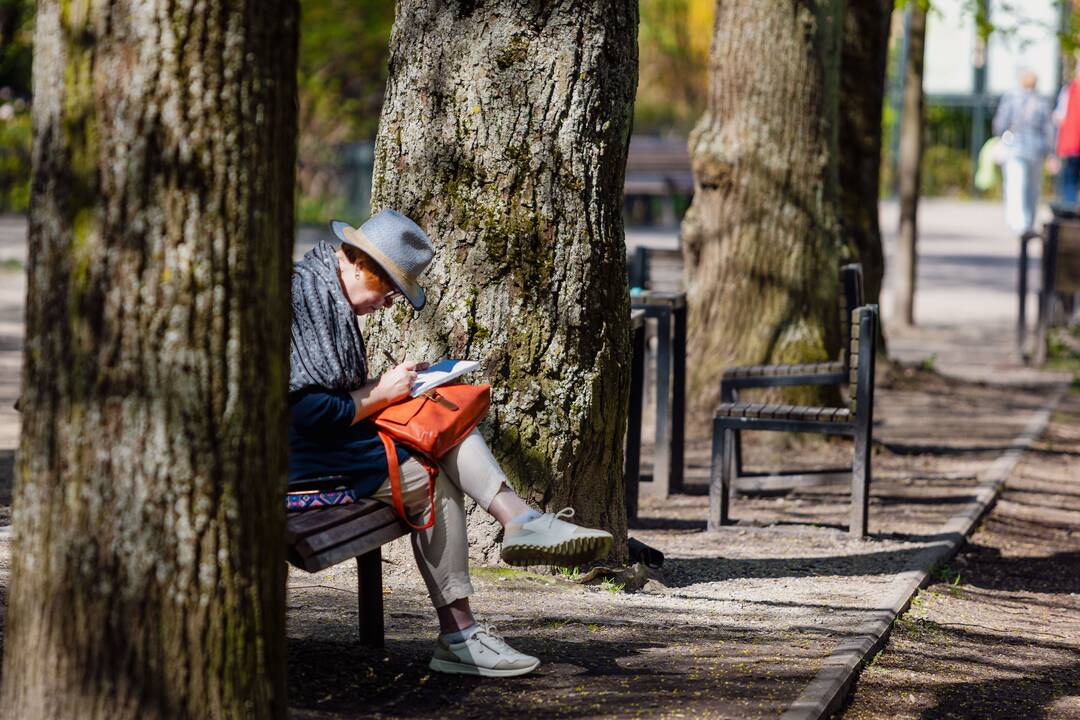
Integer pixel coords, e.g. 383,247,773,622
337,248,400,315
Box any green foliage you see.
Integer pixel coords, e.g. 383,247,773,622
298,0,394,142
635,0,712,135
0,0,31,212
0,0,32,98
920,145,973,198
296,0,394,221
0,109,30,212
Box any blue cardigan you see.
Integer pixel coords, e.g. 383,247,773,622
287,388,411,493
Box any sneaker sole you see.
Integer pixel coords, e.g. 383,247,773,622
500,534,613,568
429,656,540,677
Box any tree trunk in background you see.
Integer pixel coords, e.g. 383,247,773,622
366,1,637,560
896,4,927,326
839,0,894,332
681,0,846,414
1,2,297,718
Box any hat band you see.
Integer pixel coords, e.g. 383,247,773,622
341,225,418,291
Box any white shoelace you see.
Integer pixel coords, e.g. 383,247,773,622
473,623,516,655
538,507,575,528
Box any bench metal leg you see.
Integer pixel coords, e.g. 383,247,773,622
670,303,687,494
625,320,646,525
1017,233,1029,360
708,421,733,530
652,310,672,498
733,428,745,478
851,421,871,539
357,549,385,648
720,382,745,480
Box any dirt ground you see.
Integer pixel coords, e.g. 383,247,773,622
279,366,1062,719
840,392,1080,720
0,234,1074,717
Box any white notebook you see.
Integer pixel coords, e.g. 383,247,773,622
410,359,480,397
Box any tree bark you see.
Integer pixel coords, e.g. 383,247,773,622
681,0,847,413
896,4,927,327
839,0,894,322
1,2,297,718
365,0,637,559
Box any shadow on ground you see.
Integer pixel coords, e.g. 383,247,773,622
287,625,815,719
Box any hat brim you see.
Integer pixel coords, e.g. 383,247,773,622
330,219,427,310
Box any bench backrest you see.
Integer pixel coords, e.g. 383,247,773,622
848,304,878,421
839,263,865,371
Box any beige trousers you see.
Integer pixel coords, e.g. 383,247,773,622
369,429,506,607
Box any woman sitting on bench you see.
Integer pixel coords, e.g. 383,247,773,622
288,209,613,678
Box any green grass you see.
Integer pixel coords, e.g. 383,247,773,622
599,577,625,593
0,258,23,272
557,566,581,581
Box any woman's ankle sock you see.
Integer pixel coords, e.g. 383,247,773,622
509,509,542,528
441,623,480,644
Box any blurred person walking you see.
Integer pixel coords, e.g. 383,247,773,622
993,70,1055,237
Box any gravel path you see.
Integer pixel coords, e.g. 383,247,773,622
840,392,1080,720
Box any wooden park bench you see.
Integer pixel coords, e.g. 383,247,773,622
719,262,864,491
709,304,879,537
286,499,409,648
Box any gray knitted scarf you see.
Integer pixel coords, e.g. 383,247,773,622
289,241,368,394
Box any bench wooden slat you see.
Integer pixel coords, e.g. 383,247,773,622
285,501,386,542
745,402,766,418
295,507,403,559
298,521,410,573
760,403,782,418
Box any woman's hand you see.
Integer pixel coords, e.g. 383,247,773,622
376,361,421,404
349,360,431,423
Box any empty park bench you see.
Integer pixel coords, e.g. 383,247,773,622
630,290,687,499
709,304,879,537
719,263,864,491
286,498,408,648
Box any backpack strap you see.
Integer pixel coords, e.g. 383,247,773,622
378,431,435,531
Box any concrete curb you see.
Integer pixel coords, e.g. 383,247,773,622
780,389,1065,720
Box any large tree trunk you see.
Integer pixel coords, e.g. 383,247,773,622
365,0,637,560
681,0,847,414
896,4,927,327
839,0,894,323
1,2,297,718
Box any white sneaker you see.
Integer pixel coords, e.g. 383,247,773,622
428,623,540,677
500,508,613,567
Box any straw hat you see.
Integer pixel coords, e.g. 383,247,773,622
330,210,435,310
